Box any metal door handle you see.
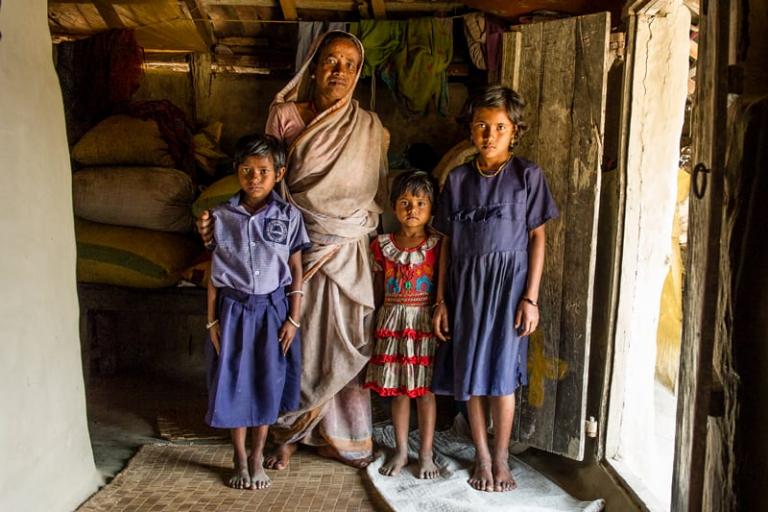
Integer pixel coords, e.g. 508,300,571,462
692,163,711,199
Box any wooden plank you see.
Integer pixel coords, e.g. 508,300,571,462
672,0,728,509
371,0,387,18
92,0,125,28
279,0,298,20
203,0,463,11
501,13,609,460
183,0,217,49
551,12,609,457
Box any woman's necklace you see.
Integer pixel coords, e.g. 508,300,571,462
474,155,512,178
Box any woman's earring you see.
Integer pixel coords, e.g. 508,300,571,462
310,74,316,79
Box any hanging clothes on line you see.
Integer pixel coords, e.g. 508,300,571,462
462,12,487,70
352,18,453,115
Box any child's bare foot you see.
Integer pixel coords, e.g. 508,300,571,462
468,457,494,492
492,457,517,492
248,455,271,490
264,442,297,470
379,449,408,476
417,451,441,479
317,445,374,469
229,458,251,489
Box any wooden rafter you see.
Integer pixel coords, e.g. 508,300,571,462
182,0,217,49
279,0,298,20
370,0,386,19
92,0,124,28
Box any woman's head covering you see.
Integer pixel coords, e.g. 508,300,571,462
271,31,365,116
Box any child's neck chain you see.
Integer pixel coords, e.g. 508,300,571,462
474,155,512,178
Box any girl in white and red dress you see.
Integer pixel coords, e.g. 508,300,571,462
364,170,443,480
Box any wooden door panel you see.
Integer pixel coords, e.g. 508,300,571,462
501,11,610,460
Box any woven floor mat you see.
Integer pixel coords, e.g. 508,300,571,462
78,444,383,511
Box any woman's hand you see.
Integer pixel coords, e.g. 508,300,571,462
279,321,297,356
432,302,451,342
209,323,221,355
514,300,540,337
196,210,215,248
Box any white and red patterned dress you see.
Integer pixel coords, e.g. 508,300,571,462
364,232,442,398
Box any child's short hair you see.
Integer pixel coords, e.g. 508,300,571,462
233,133,286,171
390,170,437,207
459,85,529,148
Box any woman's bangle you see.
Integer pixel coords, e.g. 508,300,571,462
521,297,539,308
205,319,219,329
287,315,301,328
286,290,304,297
432,299,446,310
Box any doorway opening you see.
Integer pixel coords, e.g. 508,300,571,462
603,1,697,510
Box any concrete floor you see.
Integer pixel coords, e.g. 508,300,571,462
86,373,210,480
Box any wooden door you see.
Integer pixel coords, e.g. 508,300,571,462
500,12,610,460
672,0,729,509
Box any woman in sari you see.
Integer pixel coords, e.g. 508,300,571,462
201,31,388,469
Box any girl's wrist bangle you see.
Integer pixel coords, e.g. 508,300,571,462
205,319,219,329
286,290,304,297
432,300,446,310
287,315,301,328
521,297,539,308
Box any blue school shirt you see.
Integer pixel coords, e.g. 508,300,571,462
210,191,311,295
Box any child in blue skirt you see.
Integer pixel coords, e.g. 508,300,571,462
205,133,310,490
432,85,559,493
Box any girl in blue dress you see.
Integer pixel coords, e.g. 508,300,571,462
431,85,559,493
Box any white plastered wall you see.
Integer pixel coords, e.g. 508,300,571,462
0,1,101,510
605,0,691,507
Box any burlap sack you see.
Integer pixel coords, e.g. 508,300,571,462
71,115,175,167
75,218,203,288
73,166,196,232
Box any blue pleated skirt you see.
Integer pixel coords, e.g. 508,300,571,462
432,251,529,401
205,287,301,428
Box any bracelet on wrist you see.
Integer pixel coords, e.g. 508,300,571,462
432,299,446,310
521,297,539,308
286,290,304,297
205,319,219,329
287,315,301,328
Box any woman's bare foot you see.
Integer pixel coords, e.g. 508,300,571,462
264,443,297,470
379,449,408,476
229,457,251,489
492,457,517,492
317,444,374,469
418,451,441,479
248,455,271,490
468,457,494,492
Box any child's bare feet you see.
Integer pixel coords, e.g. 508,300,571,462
264,442,297,470
468,457,494,492
379,449,408,476
229,457,251,489
492,457,517,492
248,455,271,490
417,451,441,479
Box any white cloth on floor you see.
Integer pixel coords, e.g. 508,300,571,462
366,415,605,512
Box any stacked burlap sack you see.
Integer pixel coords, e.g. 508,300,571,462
72,115,220,288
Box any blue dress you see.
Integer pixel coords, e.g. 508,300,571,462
431,157,559,401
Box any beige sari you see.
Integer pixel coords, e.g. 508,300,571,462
266,31,388,460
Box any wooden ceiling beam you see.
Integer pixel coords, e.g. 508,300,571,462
92,0,125,28
370,0,386,19
278,0,298,20
182,0,217,49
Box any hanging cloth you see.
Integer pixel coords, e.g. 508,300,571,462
462,12,487,70
393,18,453,115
